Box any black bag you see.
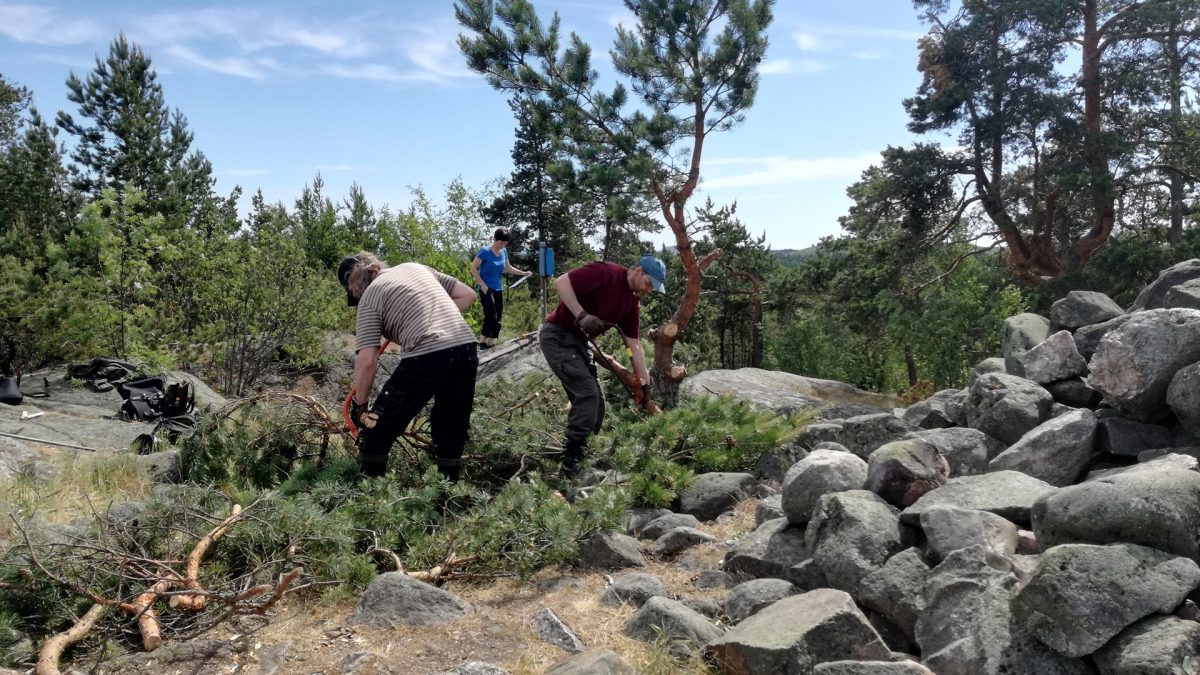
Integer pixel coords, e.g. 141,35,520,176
0,376,21,406
116,376,168,422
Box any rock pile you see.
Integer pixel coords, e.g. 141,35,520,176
498,261,1200,674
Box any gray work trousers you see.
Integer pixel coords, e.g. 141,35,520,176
539,322,605,459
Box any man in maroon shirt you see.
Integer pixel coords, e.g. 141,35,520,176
540,255,666,478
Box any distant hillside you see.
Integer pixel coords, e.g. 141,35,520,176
772,246,821,267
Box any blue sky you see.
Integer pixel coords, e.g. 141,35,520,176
0,0,929,250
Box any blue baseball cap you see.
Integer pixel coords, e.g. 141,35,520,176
639,255,666,294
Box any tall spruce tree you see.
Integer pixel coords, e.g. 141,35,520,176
457,0,773,405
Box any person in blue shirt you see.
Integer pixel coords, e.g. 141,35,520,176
470,228,532,349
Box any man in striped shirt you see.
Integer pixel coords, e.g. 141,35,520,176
339,252,479,480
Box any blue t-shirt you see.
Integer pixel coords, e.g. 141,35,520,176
476,247,507,291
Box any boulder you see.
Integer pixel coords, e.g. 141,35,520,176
796,423,847,449
723,517,810,581
865,439,949,508
1002,313,1052,375
679,472,757,521
1130,258,1200,311
917,546,1093,675
1164,277,1200,309
579,532,646,570
902,389,967,429
136,450,180,484
544,649,636,675
970,357,1007,385
755,494,783,525
1092,615,1200,675
1096,416,1173,456
1085,452,1197,481
1031,466,1200,561
782,449,868,524
1167,361,1200,434
348,572,472,627
1073,313,1135,360
725,578,799,623
637,513,701,541
1044,377,1101,409
834,413,917,460
651,527,717,557
988,409,1098,487
1016,331,1088,385
754,442,808,483
622,596,722,656
1089,308,1200,420
1012,543,1200,657
705,589,891,675
600,573,670,608
1050,291,1125,331
857,547,928,641
901,471,1057,528
904,427,1005,477
919,505,1018,563
624,507,672,536
967,373,1054,445
806,491,914,591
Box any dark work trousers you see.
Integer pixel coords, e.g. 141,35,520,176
479,289,504,339
358,343,478,479
539,322,605,461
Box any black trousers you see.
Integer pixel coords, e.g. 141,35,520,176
358,343,478,479
480,289,504,339
538,322,604,459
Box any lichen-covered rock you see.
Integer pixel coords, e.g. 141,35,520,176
723,517,809,581
857,547,928,641
806,491,914,591
579,532,646,570
348,573,472,627
724,578,798,623
1011,543,1200,658
988,409,1097,487
919,505,1018,563
1031,466,1200,561
904,427,1005,477
1002,313,1051,375
967,373,1054,445
1016,331,1088,385
1092,615,1200,675
679,472,757,521
705,589,890,675
901,471,1057,528
1089,308,1200,420
1130,258,1200,311
1051,291,1125,331
865,439,949,508
782,449,868,524
622,596,722,657
600,573,669,608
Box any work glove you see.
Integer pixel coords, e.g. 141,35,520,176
576,311,608,338
350,399,378,430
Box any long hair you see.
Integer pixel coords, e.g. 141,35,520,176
348,252,386,297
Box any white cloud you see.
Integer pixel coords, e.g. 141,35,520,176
702,152,880,189
164,45,269,80
801,24,923,43
319,63,407,82
759,58,828,75
792,31,821,51
135,9,374,58
0,4,101,45
400,21,477,82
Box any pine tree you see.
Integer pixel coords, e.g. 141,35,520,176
55,34,215,221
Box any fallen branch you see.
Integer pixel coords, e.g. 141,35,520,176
35,603,107,675
171,504,244,612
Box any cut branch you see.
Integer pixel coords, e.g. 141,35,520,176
36,603,107,675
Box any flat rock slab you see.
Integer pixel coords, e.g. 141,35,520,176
681,368,901,417
901,471,1057,528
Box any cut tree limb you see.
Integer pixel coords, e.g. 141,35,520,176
36,603,106,675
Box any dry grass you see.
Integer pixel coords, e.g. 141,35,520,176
215,501,765,675
0,451,152,535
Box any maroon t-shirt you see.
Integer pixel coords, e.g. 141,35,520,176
546,262,641,340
